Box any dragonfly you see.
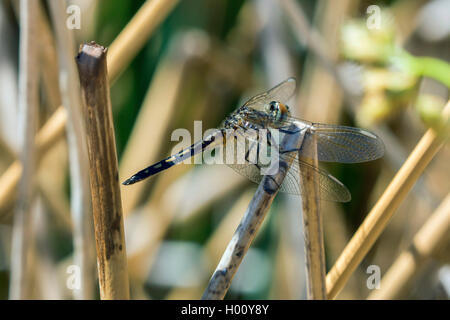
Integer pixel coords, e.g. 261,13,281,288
123,78,384,202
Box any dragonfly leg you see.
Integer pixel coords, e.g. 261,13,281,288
266,130,273,147
245,141,260,165
256,139,260,164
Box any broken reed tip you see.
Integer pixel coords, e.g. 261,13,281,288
77,41,108,59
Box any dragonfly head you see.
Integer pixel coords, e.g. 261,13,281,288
265,101,290,125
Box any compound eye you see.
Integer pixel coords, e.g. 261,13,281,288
269,101,278,112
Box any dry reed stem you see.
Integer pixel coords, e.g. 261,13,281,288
368,192,450,299
10,0,62,114
37,2,61,112
201,126,303,300
280,0,353,298
0,1,19,150
326,100,450,299
77,43,129,300
299,135,327,299
9,0,39,299
22,197,40,299
0,0,179,222
48,0,96,299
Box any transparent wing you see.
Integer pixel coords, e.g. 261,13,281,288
289,156,351,202
280,117,385,163
226,156,350,202
243,78,297,111
225,129,351,202
300,122,385,163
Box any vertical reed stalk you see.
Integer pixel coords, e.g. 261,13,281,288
299,135,327,299
48,0,96,300
9,0,39,300
37,1,61,113
76,42,129,300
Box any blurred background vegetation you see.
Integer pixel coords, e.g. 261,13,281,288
0,0,449,299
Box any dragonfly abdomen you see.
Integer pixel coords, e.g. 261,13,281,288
122,156,177,185
122,129,226,185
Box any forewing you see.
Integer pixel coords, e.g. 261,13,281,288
292,121,385,163
243,78,297,111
